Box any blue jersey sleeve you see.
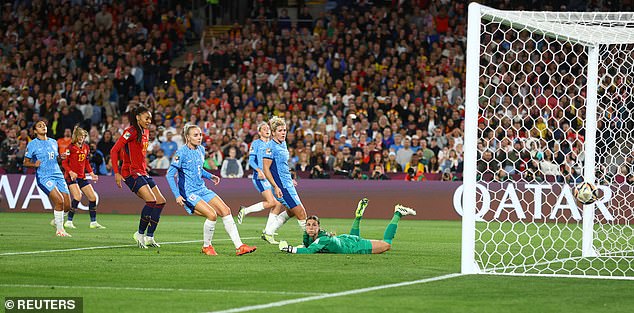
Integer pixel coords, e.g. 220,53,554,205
166,165,180,199
166,148,184,199
25,141,37,160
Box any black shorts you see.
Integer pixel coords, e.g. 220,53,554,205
124,175,157,193
66,177,91,188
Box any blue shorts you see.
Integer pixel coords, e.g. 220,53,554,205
276,185,302,209
37,176,69,195
66,178,90,188
124,175,157,194
184,188,218,215
252,178,272,193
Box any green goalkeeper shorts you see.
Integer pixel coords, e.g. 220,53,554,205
354,239,373,254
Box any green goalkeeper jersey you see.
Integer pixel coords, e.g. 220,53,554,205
296,232,373,254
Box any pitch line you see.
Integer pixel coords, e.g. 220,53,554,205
0,237,258,256
0,284,324,296
206,273,464,313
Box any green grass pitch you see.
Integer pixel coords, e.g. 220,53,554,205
0,212,632,313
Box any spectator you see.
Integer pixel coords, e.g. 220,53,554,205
220,147,244,178
160,131,179,160
396,137,415,170
57,129,73,156
150,149,170,170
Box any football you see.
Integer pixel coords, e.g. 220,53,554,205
574,182,599,205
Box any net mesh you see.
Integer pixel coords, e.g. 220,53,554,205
473,9,634,277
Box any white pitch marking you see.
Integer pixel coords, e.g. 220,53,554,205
0,284,324,296
207,273,464,313
0,237,258,256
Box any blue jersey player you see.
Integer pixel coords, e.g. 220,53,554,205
262,116,308,234
24,120,72,237
237,122,288,244
166,124,256,256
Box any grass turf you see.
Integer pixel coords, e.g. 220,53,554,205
0,212,632,313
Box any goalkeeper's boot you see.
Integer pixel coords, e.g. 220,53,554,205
236,206,246,224
144,236,161,248
56,229,72,237
201,246,218,256
236,244,257,256
133,231,148,249
64,221,77,229
356,198,369,218
394,204,417,216
261,231,279,244
90,222,106,229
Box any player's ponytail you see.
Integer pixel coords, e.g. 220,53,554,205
130,106,150,143
71,126,88,145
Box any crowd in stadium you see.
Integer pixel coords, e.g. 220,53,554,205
0,0,631,183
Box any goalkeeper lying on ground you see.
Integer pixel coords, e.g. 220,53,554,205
279,198,416,254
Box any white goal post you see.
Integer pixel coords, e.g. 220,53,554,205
463,3,634,279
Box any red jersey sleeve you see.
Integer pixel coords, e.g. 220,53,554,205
83,144,93,174
110,128,135,174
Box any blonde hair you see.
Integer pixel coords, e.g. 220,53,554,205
182,124,201,145
257,121,269,132
71,126,88,144
269,116,286,133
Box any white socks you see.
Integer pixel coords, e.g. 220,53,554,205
222,215,243,248
203,219,216,247
277,211,290,224
298,219,306,231
54,210,64,231
264,213,278,235
243,202,265,215
264,211,294,235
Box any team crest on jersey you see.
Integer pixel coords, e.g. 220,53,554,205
46,181,53,187
265,148,272,155
172,155,180,164
249,146,254,153
123,132,131,140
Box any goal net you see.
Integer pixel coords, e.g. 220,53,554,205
462,3,634,279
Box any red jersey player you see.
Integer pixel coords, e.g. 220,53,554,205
110,106,167,249
61,127,104,229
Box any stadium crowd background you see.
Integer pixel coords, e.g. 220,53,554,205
0,0,631,183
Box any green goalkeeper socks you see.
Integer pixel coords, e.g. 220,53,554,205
350,217,361,236
383,212,402,244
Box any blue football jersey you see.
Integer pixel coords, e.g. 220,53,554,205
249,139,269,180
263,139,293,188
25,138,64,179
168,145,207,198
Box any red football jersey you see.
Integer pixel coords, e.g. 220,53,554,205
62,143,93,180
110,126,149,177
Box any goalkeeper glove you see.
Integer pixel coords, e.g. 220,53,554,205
278,240,296,253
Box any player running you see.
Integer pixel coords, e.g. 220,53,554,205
24,120,72,237
261,116,307,240
110,106,167,248
166,124,257,256
278,198,417,254
61,126,105,229
237,121,287,244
